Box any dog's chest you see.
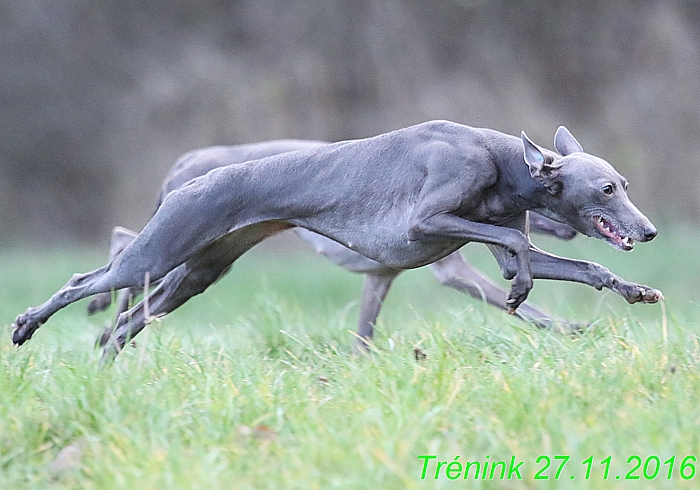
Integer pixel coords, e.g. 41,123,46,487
458,191,523,225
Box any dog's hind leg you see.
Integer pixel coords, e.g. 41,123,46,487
13,174,281,346
99,221,291,361
12,245,185,346
87,226,139,315
98,262,218,363
13,262,132,346
14,217,225,346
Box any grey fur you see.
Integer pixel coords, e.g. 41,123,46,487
11,121,661,360
87,139,577,347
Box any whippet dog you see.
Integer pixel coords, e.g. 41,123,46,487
87,140,578,347
11,121,661,360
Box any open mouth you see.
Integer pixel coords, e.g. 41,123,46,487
593,215,634,251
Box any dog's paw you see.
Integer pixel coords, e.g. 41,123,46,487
87,292,113,315
617,282,663,304
12,311,41,346
96,324,115,348
506,275,533,313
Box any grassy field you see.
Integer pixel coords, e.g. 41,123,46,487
1,225,699,489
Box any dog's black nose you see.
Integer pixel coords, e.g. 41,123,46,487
643,225,657,241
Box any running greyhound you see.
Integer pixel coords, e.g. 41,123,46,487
86,140,578,346
11,121,661,359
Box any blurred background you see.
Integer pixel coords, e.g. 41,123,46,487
2,0,700,245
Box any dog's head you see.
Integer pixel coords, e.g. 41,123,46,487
521,127,657,251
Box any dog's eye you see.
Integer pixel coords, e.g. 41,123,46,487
602,184,614,195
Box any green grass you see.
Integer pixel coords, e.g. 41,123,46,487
1,225,700,489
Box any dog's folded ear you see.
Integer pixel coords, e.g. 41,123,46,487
521,131,561,179
553,126,583,156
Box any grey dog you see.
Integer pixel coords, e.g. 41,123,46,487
87,139,578,348
11,121,662,359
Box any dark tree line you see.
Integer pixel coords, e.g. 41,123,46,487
2,0,700,244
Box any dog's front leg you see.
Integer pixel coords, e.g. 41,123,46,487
409,213,533,311
354,271,398,352
528,212,577,240
526,247,662,304
428,251,557,328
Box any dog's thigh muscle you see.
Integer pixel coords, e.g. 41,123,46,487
101,221,291,358
88,227,140,315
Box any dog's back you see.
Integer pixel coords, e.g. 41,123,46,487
159,140,327,206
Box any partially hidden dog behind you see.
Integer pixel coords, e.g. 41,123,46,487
11,121,662,361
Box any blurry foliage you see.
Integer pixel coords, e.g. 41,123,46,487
1,0,700,244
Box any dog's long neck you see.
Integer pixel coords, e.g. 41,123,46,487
481,130,555,213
